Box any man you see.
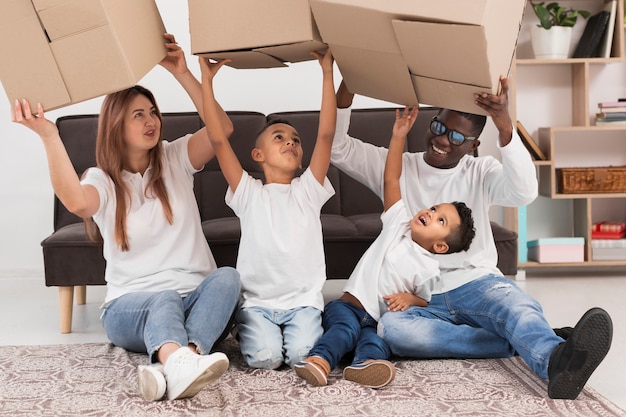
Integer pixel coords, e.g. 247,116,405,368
329,76,612,400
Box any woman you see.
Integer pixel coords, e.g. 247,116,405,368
12,34,241,402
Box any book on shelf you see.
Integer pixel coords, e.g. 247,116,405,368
596,118,626,125
596,106,626,113
596,112,626,119
572,10,611,58
598,0,617,58
516,121,546,160
593,222,626,233
598,99,626,108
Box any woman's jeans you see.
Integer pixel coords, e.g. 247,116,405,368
378,274,563,379
102,266,241,362
307,299,391,370
236,305,322,369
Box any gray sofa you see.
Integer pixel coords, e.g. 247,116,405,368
42,107,518,332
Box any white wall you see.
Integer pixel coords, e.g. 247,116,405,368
0,1,622,276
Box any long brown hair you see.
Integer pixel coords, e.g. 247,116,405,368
86,85,173,251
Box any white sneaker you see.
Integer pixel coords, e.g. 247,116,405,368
164,348,229,400
137,363,166,401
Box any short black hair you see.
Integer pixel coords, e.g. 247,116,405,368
445,201,476,253
255,118,295,143
438,109,487,138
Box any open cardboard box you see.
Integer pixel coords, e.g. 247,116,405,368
188,0,326,69
0,0,167,111
310,0,526,115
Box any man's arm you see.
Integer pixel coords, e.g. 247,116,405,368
474,76,538,206
308,48,336,185
383,107,418,211
330,81,389,198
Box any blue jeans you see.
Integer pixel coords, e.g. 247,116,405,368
378,274,563,379
102,267,240,362
236,306,322,369
308,299,391,370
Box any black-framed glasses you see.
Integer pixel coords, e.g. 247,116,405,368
429,117,477,146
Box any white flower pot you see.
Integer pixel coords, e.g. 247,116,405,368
531,26,573,59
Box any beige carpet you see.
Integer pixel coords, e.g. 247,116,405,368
1,337,624,417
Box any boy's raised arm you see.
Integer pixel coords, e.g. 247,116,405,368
199,57,243,192
308,48,336,185
383,106,419,211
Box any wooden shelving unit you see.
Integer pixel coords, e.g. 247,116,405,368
511,0,625,273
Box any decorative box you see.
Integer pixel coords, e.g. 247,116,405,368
527,238,585,263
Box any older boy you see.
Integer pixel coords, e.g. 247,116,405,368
199,49,336,370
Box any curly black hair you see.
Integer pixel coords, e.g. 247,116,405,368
446,201,476,253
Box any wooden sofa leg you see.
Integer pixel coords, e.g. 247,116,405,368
76,285,86,305
59,286,74,334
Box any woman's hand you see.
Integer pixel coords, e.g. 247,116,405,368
11,99,58,142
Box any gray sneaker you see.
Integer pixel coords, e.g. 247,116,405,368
343,360,396,389
164,348,229,400
137,363,166,401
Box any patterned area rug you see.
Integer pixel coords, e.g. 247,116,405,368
1,337,624,417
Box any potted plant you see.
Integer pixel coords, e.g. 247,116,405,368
529,1,590,59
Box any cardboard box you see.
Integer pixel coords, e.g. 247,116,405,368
527,238,585,263
0,0,167,111
310,0,525,114
188,0,326,69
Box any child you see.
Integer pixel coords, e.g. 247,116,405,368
295,106,475,388
199,49,336,369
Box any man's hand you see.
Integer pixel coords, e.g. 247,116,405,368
473,76,514,146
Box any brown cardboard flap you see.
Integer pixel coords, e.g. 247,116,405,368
330,44,417,106
257,40,328,64
33,0,107,41
198,51,288,69
51,27,132,103
411,75,488,116
393,20,493,89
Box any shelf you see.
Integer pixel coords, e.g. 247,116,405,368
513,0,626,273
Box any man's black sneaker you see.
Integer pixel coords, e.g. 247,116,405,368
547,308,613,400
553,326,574,340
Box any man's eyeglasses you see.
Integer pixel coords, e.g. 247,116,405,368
429,117,477,146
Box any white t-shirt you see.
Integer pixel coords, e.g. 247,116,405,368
82,135,217,304
226,168,335,311
331,107,538,293
343,200,439,321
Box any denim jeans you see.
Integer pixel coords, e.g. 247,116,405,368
102,266,240,362
236,306,322,369
378,274,564,379
307,299,391,370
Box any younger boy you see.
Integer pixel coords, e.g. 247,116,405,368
295,107,475,388
199,49,336,369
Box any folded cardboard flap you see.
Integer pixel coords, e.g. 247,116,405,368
34,0,108,41
189,0,323,68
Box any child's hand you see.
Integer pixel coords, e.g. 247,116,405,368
392,106,419,138
198,57,231,83
383,293,416,312
159,33,188,75
311,47,334,73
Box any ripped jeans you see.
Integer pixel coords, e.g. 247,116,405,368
378,274,563,379
236,306,322,370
